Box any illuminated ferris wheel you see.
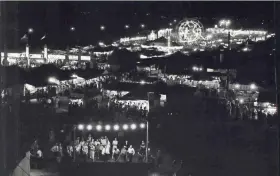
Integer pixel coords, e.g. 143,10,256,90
176,18,204,43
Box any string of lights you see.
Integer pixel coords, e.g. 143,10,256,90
76,123,146,131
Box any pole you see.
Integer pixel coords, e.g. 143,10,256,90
228,31,231,50
0,2,7,175
145,120,149,163
44,44,48,63
26,44,30,67
274,2,280,176
73,125,76,162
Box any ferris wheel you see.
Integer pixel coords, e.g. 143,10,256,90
176,18,204,43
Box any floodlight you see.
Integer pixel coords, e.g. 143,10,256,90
78,124,84,130
123,124,128,130
140,123,145,129
96,125,102,131
105,125,111,131
86,125,93,131
131,124,137,130
113,125,120,131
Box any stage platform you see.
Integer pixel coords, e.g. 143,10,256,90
59,161,153,176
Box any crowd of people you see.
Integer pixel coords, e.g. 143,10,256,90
63,135,149,162
49,135,151,164
161,74,220,89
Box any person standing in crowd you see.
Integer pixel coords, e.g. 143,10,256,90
112,138,118,159
51,143,59,158
87,134,92,143
58,143,63,163
119,146,127,162
67,143,73,157
112,147,120,162
127,145,135,163
95,139,101,160
89,139,95,162
75,137,81,156
36,148,43,169
51,143,61,163
101,136,107,148
124,140,129,150
100,136,107,161
82,141,89,162
105,137,111,161
138,141,146,162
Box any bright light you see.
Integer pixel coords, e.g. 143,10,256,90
78,124,84,130
214,25,218,28
192,66,198,71
96,125,102,131
99,42,105,46
130,124,137,130
125,25,130,29
219,19,231,28
243,47,249,52
225,20,231,27
250,83,257,90
48,77,58,84
105,125,111,131
239,98,244,104
234,84,240,89
140,24,145,28
169,23,172,26
71,74,78,78
123,124,128,130
199,67,203,71
140,80,146,85
86,125,93,131
173,19,177,23
70,27,75,31
140,123,145,129
28,28,34,34
100,25,105,31
113,124,120,131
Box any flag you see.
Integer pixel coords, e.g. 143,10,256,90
41,34,46,40
20,34,28,41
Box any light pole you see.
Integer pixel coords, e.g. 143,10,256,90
27,27,34,45
69,26,75,46
145,120,149,163
26,28,33,67
73,125,77,162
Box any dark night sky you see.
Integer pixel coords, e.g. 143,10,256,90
15,1,274,49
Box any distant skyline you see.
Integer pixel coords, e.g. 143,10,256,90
5,1,276,49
